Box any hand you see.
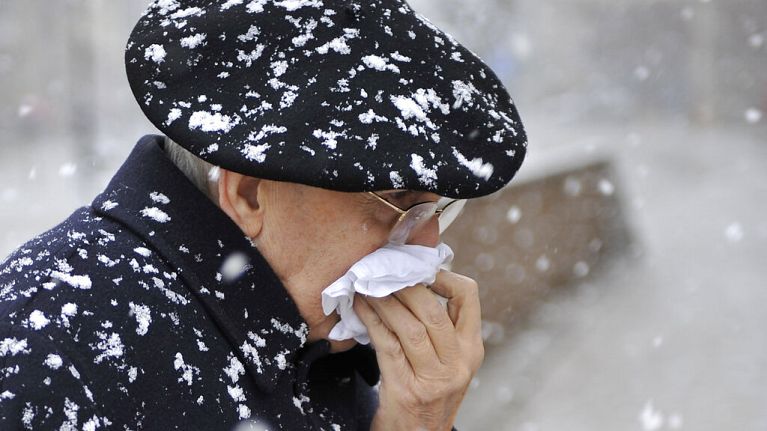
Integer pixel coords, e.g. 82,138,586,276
353,271,485,431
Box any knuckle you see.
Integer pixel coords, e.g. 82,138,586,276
463,278,479,295
405,322,430,346
381,340,404,359
452,366,472,389
429,374,460,401
377,295,396,305
447,272,474,283
366,309,383,326
413,381,443,404
451,272,478,289
423,303,449,328
401,389,423,407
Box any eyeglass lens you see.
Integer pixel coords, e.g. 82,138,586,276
388,202,438,244
437,199,467,233
387,199,467,244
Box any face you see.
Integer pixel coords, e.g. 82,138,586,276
217,170,441,353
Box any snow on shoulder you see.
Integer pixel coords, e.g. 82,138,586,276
141,207,172,223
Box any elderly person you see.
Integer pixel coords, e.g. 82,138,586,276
0,0,526,430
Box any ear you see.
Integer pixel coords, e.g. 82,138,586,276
217,169,265,238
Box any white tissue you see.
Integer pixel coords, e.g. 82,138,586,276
321,242,454,344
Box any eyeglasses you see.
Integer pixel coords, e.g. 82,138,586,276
367,191,467,245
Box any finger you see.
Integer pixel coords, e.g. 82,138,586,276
393,285,461,363
353,294,413,382
428,271,482,340
365,294,441,372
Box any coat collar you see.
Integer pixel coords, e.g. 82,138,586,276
92,135,379,393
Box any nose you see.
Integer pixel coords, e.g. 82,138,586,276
405,215,441,247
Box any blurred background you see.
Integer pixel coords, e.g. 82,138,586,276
1,0,765,430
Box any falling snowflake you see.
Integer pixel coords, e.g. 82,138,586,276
58,163,77,177
744,108,762,124
725,222,744,243
506,206,522,224
639,400,664,431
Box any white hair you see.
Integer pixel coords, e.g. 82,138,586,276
163,136,220,201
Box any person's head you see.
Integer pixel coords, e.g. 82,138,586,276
166,137,450,352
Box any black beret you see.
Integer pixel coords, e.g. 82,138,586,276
125,0,527,199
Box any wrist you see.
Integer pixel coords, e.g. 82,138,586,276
370,410,454,431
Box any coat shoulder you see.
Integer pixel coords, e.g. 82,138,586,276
0,205,186,319
0,207,144,429
0,206,207,427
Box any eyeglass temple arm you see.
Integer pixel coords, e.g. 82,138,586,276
367,192,407,214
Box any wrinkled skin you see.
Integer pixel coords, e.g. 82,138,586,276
217,169,485,431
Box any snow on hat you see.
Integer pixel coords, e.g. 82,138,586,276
125,0,527,199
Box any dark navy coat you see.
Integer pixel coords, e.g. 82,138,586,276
0,135,381,430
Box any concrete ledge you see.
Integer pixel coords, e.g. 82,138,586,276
443,156,633,345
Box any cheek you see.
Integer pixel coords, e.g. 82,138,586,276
290,195,391,277
321,218,388,274
357,214,391,249
359,203,396,238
